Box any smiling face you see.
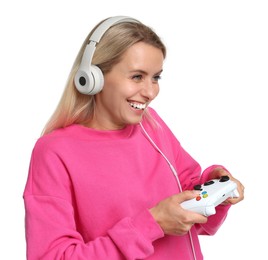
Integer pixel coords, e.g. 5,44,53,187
88,42,164,130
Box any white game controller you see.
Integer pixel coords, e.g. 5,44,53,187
180,175,239,216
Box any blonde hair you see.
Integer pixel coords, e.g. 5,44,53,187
42,18,166,136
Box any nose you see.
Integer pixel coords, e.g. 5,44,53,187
141,80,159,101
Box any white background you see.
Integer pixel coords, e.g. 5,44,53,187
0,0,267,259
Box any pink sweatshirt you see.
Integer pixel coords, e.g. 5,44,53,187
23,108,231,259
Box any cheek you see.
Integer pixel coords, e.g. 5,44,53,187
100,84,123,108
103,75,125,97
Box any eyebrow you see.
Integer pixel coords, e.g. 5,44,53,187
129,69,163,75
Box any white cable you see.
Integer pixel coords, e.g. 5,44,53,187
139,122,197,260
139,123,183,192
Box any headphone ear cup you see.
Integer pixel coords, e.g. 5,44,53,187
74,65,104,95
90,65,104,95
75,16,139,95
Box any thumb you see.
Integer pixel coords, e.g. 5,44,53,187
177,190,200,203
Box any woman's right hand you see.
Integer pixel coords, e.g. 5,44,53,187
149,191,208,235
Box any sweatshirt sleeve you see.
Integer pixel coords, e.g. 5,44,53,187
23,139,164,260
24,195,163,259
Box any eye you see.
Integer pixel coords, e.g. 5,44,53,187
153,75,162,82
131,74,143,81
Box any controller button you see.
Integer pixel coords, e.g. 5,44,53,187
204,180,214,186
201,191,208,198
219,175,230,182
196,196,201,201
203,193,208,198
194,184,202,190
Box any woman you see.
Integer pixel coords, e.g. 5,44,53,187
23,16,244,259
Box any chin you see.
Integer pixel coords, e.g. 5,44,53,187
123,109,145,125
128,116,143,125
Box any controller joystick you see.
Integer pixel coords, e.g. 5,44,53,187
180,175,239,216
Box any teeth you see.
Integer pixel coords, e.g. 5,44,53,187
129,102,146,110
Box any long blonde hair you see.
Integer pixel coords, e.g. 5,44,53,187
42,18,166,136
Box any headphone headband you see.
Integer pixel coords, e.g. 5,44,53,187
90,16,140,43
74,16,140,95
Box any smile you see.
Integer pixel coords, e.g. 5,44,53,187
128,102,146,110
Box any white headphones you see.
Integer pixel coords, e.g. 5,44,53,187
74,16,140,95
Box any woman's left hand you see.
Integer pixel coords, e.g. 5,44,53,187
209,167,245,205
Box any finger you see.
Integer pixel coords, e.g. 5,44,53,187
177,190,200,203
